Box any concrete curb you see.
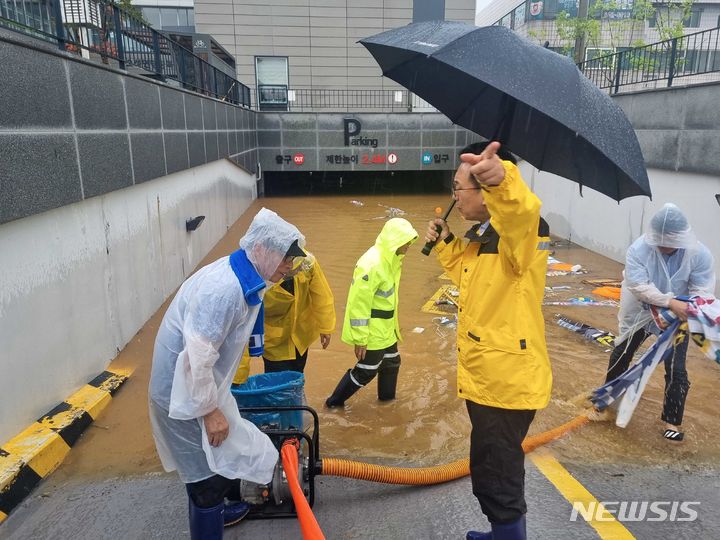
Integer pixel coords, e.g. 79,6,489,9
0,369,130,524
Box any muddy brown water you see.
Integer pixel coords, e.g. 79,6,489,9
51,194,720,484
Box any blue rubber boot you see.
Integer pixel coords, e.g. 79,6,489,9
223,501,251,527
491,515,526,540
466,531,492,540
188,497,224,540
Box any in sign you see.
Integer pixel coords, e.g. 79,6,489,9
387,153,398,164
293,153,305,165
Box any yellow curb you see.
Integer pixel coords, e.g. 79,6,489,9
0,369,129,525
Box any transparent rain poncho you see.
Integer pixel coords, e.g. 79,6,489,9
645,203,697,249
240,208,306,282
149,208,304,484
616,204,715,344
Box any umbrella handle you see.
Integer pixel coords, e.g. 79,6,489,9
421,199,456,256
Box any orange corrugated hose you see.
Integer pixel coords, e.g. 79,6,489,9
281,439,326,540
321,414,590,485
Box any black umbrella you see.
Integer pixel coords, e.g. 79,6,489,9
360,21,651,201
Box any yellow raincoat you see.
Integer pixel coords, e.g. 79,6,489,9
342,218,418,350
263,259,335,362
232,350,252,385
435,162,552,410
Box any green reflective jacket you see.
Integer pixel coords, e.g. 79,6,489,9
342,218,418,350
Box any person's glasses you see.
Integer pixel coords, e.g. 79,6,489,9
451,186,481,195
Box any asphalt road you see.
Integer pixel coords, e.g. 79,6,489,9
4,456,718,539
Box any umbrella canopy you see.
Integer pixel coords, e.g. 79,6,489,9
360,21,651,201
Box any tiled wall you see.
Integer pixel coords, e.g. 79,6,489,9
0,35,258,225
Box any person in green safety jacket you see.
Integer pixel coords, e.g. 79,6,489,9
325,217,418,407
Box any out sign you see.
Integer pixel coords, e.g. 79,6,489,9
293,153,305,165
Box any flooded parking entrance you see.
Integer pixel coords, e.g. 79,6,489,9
51,193,720,483
263,170,451,196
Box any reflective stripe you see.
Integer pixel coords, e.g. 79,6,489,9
356,362,382,371
537,241,551,250
350,318,369,326
383,351,400,359
375,286,395,298
349,371,364,387
370,309,394,319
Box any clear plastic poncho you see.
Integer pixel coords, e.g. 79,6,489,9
240,208,306,282
645,203,697,249
149,208,304,484
616,205,715,344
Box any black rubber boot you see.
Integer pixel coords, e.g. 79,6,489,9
325,370,361,407
377,366,399,401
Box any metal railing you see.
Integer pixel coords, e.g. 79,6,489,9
0,0,251,106
256,86,420,112
578,26,720,94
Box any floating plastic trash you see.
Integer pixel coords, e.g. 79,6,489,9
556,315,616,348
544,297,618,306
592,286,621,301
350,200,364,206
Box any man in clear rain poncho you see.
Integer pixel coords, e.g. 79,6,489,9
149,208,306,539
601,203,715,441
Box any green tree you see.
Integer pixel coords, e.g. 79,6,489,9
556,0,694,62
116,0,147,24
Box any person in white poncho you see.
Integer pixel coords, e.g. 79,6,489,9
601,203,715,442
149,208,306,539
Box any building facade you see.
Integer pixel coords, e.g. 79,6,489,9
193,0,475,109
476,0,720,60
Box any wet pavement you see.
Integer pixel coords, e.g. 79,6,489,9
3,194,720,538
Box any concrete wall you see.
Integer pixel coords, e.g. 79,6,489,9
195,0,475,94
524,163,720,293
613,83,720,177
0,160,257,444
257,112,475,172
0,33,259,225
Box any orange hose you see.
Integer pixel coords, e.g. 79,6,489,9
321,414,589,485
281,439,326,540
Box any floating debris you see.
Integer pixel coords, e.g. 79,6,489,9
544,297,618,307
556,315,616,348
350,200,364,206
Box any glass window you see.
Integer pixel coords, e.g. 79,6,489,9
178,8,188,27
256,57,288,86
142,7,161,29
160,8,179,28
682,9,702,28
187,9,194,27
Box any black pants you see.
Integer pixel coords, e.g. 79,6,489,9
604,328,690,426
186,474,239,508
466,401,536,524
264,348,308,374
349,343,400,387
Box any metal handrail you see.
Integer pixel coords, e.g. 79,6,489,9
578,26,720,94
0,0,252,106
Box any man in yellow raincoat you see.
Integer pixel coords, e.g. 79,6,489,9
262,252,335,373
425,142,551,540
325,217,418,407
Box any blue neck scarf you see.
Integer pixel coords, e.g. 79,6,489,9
229,249,265,356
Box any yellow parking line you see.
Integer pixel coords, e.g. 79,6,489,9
530,448,635,539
